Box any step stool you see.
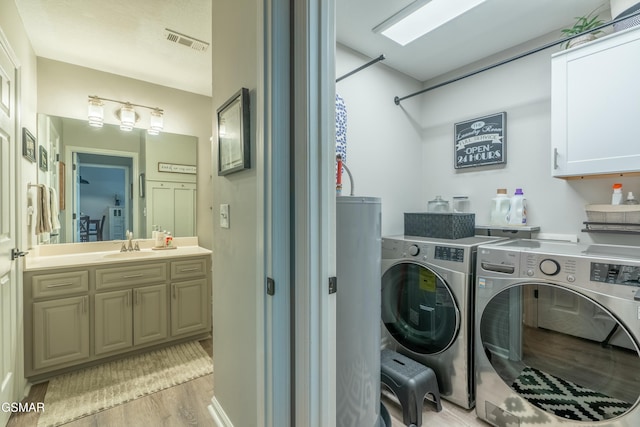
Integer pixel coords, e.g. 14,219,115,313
380,349,442,427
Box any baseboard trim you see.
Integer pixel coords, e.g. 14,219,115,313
208,396,234,427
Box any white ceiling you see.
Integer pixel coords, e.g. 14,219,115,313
14,0,608,98
14,0,212,96
337,0,608,82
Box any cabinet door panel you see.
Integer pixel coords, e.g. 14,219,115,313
171,279,209,336
95,290,133,355
552,28,640,177
134,284,168,345
33,296,89,370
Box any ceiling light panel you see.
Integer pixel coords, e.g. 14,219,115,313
379,0,487,46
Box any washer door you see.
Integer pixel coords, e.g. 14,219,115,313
381,262,460,355
480,283,640,423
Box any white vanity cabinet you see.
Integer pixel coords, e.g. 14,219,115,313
24,251,211,381
551,26,640,178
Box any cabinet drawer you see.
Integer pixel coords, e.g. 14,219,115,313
32,271,89,299
96,263,167,290
171,258,207,280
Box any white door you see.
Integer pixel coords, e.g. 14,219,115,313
0,33,19,426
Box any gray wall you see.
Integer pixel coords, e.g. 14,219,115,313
36,58,214,249
211,0,259,425
336,33,640,246
336,44,424,236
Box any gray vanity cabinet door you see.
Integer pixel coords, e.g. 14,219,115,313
133,284,168,346
33,296,89,370
170,279,209,336
95,289,133,355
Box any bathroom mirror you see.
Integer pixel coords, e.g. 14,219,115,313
36,114,198,245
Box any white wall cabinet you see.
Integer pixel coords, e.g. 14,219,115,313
551,26,640,178
146,181,196,238
24,255,210,381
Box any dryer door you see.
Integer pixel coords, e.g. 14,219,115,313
381,262,460,355
479,282,640,424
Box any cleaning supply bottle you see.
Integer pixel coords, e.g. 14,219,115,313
624,191,639,205
507,188,527,225
612,183,623,205
490,188,511,226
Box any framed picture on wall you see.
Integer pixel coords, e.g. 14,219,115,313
39,146,48,172
454,112,506,169
22,128,36,162
217,87,250,176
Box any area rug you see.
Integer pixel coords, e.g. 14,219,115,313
511,366,631,422
37,341,213,427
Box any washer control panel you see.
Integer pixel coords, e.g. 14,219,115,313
523,254,577,281
434,246,464,263
591,262,640,286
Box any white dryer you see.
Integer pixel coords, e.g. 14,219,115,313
476,239,640,426
381,235,504,409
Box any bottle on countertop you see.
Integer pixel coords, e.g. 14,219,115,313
490,188,510,226
507,188,527,226
612,183,623,205
155,227,165,248
624,191,639,205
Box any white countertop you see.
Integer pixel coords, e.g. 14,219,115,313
24,237,212,272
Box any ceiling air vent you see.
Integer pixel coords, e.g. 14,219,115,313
164,28,209,52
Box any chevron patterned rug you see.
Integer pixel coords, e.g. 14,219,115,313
512,366,631,422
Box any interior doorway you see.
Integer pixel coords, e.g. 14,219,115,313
75,154,132,243
63,146,139,244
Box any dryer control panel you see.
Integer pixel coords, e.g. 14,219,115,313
434,246,464,263
591,262,640,286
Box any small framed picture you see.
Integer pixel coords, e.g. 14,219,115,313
217,87,250,176
39,145,48,172
22,128,36,162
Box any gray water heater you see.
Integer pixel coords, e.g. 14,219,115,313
336,196,384,427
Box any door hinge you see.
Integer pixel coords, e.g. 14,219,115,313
329,277,337,294
534,289,539,299
11,248,29,261
266,277,275,296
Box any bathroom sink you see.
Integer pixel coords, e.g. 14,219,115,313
103,251,159,259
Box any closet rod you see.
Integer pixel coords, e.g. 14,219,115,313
394,11,640,105
337,54,385,83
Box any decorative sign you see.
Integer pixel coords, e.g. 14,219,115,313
454,112,506,169
158,162,197,174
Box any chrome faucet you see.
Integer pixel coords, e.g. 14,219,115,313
120,230,139,252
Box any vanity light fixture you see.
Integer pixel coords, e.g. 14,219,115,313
148,108,164,136
87,96,104,128
117,103,137,132
87,96,164,134
374,0,487,46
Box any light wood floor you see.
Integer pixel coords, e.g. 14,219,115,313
384,390,490,427
8,338,214,427
8,336,487,427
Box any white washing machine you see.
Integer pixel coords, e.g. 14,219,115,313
475,239,640,426
381,235,505,409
